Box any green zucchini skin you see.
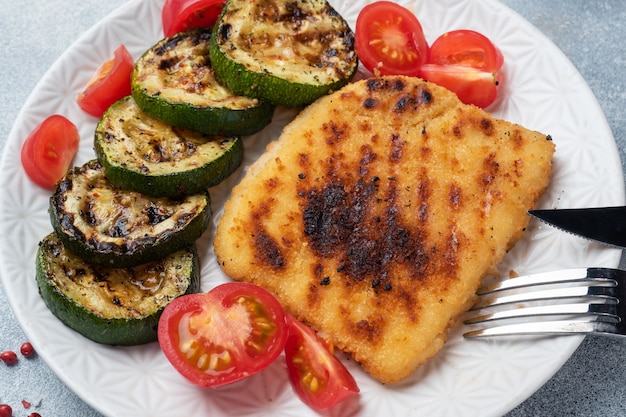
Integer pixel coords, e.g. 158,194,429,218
132,29,274,136
209,0,358,108
95,96,244,198
36,233,200,346
49,160,211,268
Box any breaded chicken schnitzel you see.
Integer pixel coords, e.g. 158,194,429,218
213,75,555,384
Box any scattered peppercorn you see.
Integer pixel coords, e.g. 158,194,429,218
20,342,35,358
320,277,330,286
0,351,17,365
0,404,12,417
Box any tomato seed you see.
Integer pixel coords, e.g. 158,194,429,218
0,351,17,365
0,404,12,417
20,342,35,358
21,399,31,409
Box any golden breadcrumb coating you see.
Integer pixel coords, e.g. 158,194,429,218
214,76,555,384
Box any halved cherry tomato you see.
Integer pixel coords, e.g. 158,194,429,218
158,282,288,388
284,314,359,410
355,1,429,77
20,115,80,189
420,64,502,108
428,29,503,72
162,0,226,37
422,29,504,108
76,44,133,117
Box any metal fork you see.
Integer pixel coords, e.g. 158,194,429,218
463,267,626,338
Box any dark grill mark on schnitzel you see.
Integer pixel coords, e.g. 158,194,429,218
254,228,285,269
323,120,349,146
442,229,463,277
481,152,500,188
389,134,404,163
302,177,431,287
393,86,432,113
251,201,285,269
449,184,462,210
417,174,431,223
364,98,377,108
302,180,362,257
365,77,406,94
480,118,494,136
352,314,386,342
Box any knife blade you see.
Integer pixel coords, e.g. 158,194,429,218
529,206,626,249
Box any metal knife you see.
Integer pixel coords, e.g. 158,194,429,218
529,206,626,249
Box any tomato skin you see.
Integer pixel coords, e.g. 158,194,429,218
76,44,133,117
355,1,429,77
284,314,359,410
158,282,288,388
20,115,80,189
428,29,503,72
162,0,226,37
423,29,504,108
420,64,501,108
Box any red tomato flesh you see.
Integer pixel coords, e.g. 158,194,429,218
20,115,79,189
162,0,226,37
355,1,429,77
284,314,359,410
420,64,501,108
158,283,288,388
77,44,133,118
428,29,503,72
423,29,504,108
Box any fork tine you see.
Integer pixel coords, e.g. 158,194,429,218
464,267,626,339
464,319,619,338
476,267,615,295
470,284,618,310
464,302,619,325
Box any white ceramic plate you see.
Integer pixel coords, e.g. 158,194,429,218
1,0,623,416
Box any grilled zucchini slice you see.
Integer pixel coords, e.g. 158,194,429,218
49,160,211,268
132,29,274,136
36,232,200,345
95,96,243,198
209,0,358,107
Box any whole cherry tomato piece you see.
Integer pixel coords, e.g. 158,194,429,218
20,115,79,189
77,44,133,117
284,314,359,410
162,0,226,37
355,1,429,76
422,29,504,108
420,64,502,108
158,282,288,388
